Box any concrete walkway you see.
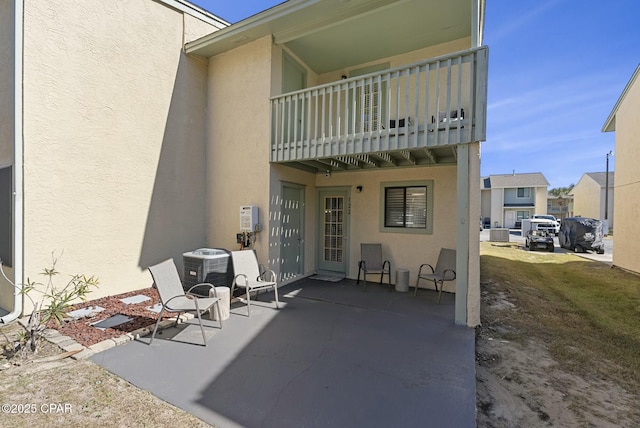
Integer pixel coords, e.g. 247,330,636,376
91,278,476,428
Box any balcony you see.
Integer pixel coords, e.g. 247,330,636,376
270,47,488,172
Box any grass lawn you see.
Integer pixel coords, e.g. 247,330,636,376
480,241,640,393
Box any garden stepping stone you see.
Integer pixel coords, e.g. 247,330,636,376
67,306,105,319
119,295,151,305
91,314,134,330
145,303,162,314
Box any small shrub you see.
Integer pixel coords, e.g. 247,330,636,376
1,252,99,353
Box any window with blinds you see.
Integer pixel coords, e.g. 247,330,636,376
384,186,427,229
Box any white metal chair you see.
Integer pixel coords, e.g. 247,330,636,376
415,248,456,303
230,250,279,316
357,243,391,291
148,259,222,346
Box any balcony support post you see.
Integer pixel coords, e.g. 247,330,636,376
455,144,470,326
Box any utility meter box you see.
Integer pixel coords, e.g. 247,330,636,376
240,205,259,232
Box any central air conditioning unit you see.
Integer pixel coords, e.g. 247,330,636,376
182,248,233,297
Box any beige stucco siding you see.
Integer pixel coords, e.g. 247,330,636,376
572,178,602,220
612,76,640,272
535,187,548,214
20,0,214,312
206,36,273,263
490,189,504,228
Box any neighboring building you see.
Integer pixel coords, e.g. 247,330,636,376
0,0,227,320
481,173,550,229
603,64,640,273
570,172,615,231
1,0,488,326
547,192,573,221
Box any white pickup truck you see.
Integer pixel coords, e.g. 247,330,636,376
531,215,560,235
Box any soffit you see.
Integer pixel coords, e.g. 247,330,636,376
186,0,473,74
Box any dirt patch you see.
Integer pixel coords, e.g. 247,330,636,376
476,279,640,427
0,290,212,427
0,356,211,427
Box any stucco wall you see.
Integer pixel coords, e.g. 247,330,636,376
490,189,504,228
572,177,602,220
206,36,273,264
535,187,548,214
20,0,216,312
612,76,640,273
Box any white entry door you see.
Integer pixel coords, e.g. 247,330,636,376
317,189,349,275
504,211,517,228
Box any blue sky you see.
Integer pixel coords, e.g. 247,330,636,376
192,0,639,189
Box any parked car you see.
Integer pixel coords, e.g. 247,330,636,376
559,217,604,254
532,214,560,235
525,229,555,252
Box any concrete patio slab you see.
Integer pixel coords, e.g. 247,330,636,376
91,278,476,427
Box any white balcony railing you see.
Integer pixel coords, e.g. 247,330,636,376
271,47,488,164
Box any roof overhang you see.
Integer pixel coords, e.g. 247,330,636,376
161,0,229,28
602,63,640,133
185,0,483,74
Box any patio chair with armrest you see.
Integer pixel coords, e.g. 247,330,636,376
148,259,223,346
357,243,392,291
231,250,279,316
414,248,456,303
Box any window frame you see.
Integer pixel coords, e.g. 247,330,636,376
516,187,531,198
379,180,433,234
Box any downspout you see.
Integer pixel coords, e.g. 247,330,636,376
1,0,24,324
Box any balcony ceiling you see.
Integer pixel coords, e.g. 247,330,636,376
281,145,460,174
186,0,474,74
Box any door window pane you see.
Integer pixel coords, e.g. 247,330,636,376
323,196,344,262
